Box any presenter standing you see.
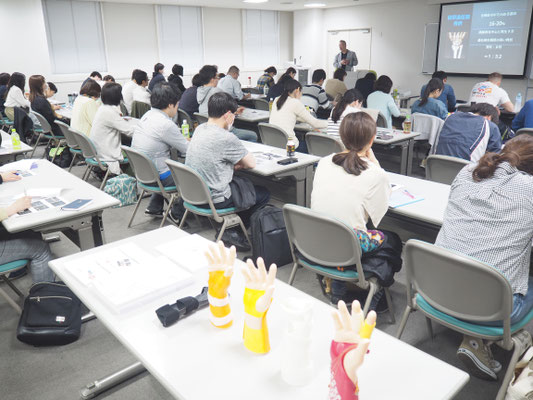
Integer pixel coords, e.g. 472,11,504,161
333,40,358,71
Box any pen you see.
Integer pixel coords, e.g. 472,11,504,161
403,189,415,200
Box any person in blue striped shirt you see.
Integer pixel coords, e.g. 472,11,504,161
302,69,331,119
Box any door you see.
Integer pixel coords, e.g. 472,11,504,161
327,29,372,79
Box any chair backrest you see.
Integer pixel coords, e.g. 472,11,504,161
426,154,470,185
131,101,151,119
193,113,208,125
404,240,513,346
456,104,471,113
360,108,378,122
120,145,162,186
257,123,288,149
517,128,533,136
69,129,99,160
282,204,366,279
376,112,387,128
165,159,223,219
412,113,445,151
178,109,195,128
305,132,344,156
54,120,78,149
120,101,129,117
253,99,270,111
31,111,51,134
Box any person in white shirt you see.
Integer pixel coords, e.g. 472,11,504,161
218,66,250,101
4,72,30,120
121,69,140,114
312,111,398,311
132,70,151,105
469,72,514,112
90,83,141,176
71,79,101,136
327,89,364,136
269,79,328,153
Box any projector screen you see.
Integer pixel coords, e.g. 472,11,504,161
437,0,533,76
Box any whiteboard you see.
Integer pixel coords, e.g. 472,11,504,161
422,23,439,74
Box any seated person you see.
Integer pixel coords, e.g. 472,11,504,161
218,66,250,101
355,71,376,107
132,83,189,220
411,78,448,120
132,70,151,105
269,79,328,153
71,79,101,136
81,71,102,91
167,64,186,93
327,89,364,136
29,75,67,137
325,69,348,103
367,75,400,129
267,72,294,103
45,82,59,107
90,82,141,176
420,70,456,112
103,75,115,83
0,72,10,111
512,98,533,132
469,72,514,112
4,72,30,120
435,134,533,381
179,74,202,116
256,66,277,90
185,92,270,250
197,65,257,142
0,171,54,282
436,103,502,162
302,69,331,119
122,69,141,114
148,63,166,92
312,112,394,312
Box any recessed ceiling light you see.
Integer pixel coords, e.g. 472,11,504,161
243,0,269,3
304,3,326,7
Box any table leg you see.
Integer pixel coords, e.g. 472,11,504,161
400,142,408,175
80,361,146,399
275,167,307,206
406,139,415,176
304,164,314,207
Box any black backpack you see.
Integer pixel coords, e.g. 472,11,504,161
250,205,292,269
17,282,82,346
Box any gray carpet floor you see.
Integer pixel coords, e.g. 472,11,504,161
1,144,529,400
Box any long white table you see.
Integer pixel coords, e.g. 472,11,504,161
241,141,320,207
49,226,469,400
0,130,33,163
1,159,119,250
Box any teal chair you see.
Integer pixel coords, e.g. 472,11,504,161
164,159,252,246
71,129,128,190
0,109,14,131
121,146,178,228
54,120,83,171
282,204,395,321
397,240,533,400
30,111,65,161
0,259,28,314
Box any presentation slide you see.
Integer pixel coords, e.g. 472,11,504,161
437,0,533,75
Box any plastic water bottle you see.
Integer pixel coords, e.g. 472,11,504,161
286,138,296,157
264,85,269,96
248,76,252,87
402,114,412,133
11,128,20,149
515,93,522,113
181,120,189,138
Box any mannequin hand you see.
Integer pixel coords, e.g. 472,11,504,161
205,241,235,296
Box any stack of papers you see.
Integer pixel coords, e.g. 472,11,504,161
156,234,215,273
389,188,424,208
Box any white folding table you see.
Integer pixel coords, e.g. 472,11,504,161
49,226,469,400
0,130,33,163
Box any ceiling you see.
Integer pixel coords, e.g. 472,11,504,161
83,0,404,11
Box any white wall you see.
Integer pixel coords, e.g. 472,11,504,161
0,1,293,102
293,0,531,102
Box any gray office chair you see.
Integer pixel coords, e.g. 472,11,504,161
30,111,64,160
121,146,178,228
178,109,196,129
165,159,251,247
54,120,83,172
456,104,471,113
425,154,470,185
0,259,28,314
257,122,288,149
305,132,344,156
283,204,395,321
193,113,208,125
516,128,533,136
376,111,388,128
119,101,129,117
70,129,127,190
252,99,270,111
397,240,533,400
412,113,445,152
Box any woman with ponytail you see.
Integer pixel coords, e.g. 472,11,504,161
312,112,399,312
435,134,533,381
269,79,327,153
411,77,448,119
327,89,364,135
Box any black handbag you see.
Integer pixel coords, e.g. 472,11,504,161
17,282,82,346
229,176,256,210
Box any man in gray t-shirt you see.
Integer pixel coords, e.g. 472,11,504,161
185,92,270,250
